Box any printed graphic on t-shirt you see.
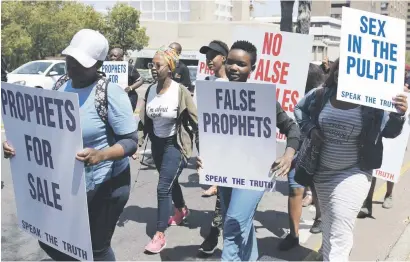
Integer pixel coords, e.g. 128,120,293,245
147,105,174,118
321,118,355,145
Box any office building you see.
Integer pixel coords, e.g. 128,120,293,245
127,0,191,21
126,0,249,22
311,0,406,21
255,16,341,61
407,1,410,51
311,0,407,51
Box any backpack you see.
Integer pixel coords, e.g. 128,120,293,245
52,73,110,124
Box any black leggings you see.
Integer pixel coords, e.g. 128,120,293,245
39,166,131,261
128,91,138,112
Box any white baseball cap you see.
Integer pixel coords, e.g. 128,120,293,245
62,29,109,68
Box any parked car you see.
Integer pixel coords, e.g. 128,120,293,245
139,69,154,84
7,60,66,90
187,65,198,94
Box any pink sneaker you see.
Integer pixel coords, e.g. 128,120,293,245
145,234,166,254
168,206,190,226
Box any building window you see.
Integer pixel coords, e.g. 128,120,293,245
129,1,141,10
167,12,179,21
180,12,190,21
140,12,152,20
331,3,349,8
331,14,341,19
167,1,180,11
142,1,153,11
154,0,165,11
181,0,189,11
154,12,166,20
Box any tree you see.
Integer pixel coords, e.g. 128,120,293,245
1,1,107,70
406,51,410,65
105,3,149,52
280,0,295,32
295,1,311,35
280,0,311,34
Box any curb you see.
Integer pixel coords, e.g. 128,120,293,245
385,218,410,261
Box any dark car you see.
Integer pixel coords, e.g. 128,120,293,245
187,66,197,95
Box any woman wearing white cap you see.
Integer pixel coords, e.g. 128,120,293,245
3,29,138,261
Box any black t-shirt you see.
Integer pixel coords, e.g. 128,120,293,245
128,64,141,86
172,61,192,91
405,76,410,86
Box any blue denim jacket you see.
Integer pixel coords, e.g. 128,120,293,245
294,86,406,171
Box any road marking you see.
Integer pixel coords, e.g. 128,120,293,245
299,219,314,244
303,161,410,261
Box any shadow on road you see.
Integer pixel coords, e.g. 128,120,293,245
258,236,313,261
255,209,290,239
274,180,289,197
117,206,213,238
160,244,222,261
179,173,209,191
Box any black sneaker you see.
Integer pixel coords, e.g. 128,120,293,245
357,198,372,218
278,234,299,251
199,226,219,255
310,219,322,234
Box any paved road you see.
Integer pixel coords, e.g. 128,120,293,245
2,130,410,261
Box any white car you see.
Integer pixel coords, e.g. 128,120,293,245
7,60,66,90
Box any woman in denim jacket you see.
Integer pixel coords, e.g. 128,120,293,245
294,59,407,261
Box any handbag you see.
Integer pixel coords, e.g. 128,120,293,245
293,138,322,187
293,87,325,187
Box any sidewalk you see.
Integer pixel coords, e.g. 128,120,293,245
385,218,410,261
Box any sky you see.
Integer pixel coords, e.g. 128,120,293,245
82,0,299,18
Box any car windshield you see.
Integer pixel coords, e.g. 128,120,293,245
188,67,197,82
12,61,52,75
139,69,152,79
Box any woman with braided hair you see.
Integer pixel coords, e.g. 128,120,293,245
143,46,199,254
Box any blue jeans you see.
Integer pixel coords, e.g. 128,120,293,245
151,134,187,232
219,187,265,261
288,168,304,189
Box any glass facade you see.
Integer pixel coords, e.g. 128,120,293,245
128,0,190,21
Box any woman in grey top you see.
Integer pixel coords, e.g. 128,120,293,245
294,59,407,261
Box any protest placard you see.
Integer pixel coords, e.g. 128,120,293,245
338,7,405,112
100,61,128,88
196,54,214,81
373,96,410,183
196,80,277,191
233,26,312,143
196,26,312,145
1,83,92,261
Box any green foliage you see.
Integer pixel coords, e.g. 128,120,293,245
105,3,149,52
406,51,410,65
1,1,149,70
